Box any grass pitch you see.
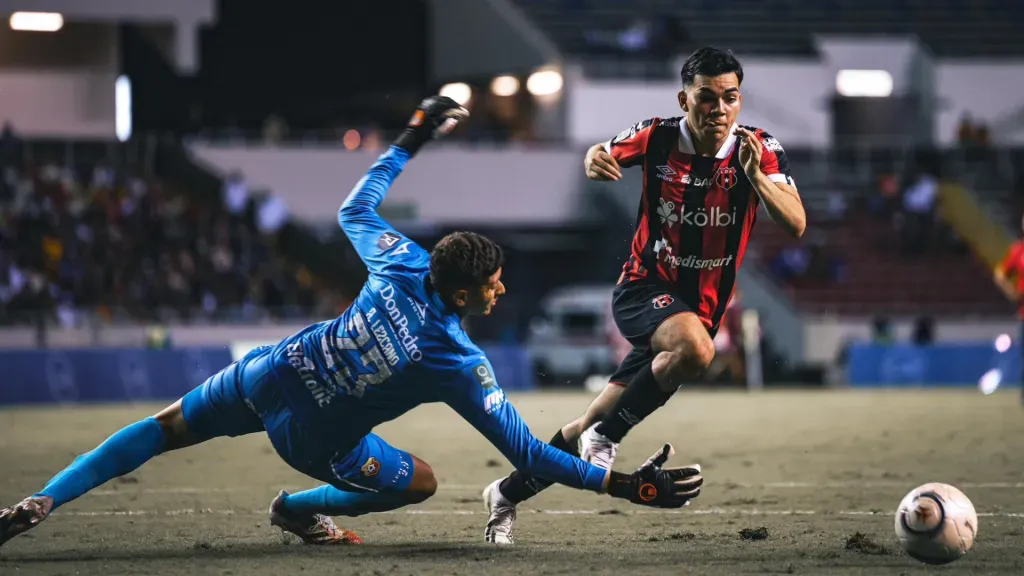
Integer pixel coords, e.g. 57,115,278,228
1,389,1022,575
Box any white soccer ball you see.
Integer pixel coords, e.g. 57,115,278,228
894,483,978,565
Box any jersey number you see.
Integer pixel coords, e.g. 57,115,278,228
321,311,393,398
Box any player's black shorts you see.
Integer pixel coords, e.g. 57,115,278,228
608,279,717,386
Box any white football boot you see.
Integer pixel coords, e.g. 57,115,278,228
579,424,619,470
482,479,516,545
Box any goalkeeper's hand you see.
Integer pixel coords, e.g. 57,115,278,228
393,95,469,156
606,444,703,508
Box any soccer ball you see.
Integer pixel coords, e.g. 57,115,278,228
894,483,978,565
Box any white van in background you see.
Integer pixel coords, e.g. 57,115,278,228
526,284,626,385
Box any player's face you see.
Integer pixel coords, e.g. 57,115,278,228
452,268,506,316
678,72,742,141
472,268,505,316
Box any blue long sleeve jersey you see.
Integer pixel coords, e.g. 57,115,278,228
273,145,608,494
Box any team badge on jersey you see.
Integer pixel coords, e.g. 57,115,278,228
715,167,738,190
361,457,381,477
652,294,674,309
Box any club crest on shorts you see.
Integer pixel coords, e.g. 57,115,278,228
361,457,381,477
715,167,738,190
652,294,674,309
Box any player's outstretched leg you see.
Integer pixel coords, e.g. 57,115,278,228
0,400,198,547
268,434,437,544
1,347,275,548
484,383,626,545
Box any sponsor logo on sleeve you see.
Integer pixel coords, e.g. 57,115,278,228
484,390,506,414
473,363,497,388
378,232,402,251
762,136,784,153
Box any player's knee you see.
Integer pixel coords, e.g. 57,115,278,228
405,456,437,503
655,336,715,386
152,400,197,451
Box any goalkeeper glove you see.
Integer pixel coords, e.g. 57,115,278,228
607,444,703,508
393,95,469,156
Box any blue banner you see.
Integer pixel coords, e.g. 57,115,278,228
0,344,535,405
847,343,1021,387
0,348,235,405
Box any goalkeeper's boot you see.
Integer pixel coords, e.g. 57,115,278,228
0,495,53,548
268,491,362,545
579,424,619,470
482,479,516,545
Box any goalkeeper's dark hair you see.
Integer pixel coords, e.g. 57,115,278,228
680,46,743,88
429,231,504,298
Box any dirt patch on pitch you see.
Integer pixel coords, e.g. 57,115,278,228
844,532,894,555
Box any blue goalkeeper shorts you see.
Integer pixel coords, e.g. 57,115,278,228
180,345,413,493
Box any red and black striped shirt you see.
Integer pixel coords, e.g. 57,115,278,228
606,117,795,332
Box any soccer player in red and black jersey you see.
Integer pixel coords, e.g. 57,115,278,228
483,47,806,545
993,219,1024,400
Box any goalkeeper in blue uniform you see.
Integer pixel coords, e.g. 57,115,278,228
0,97,703,547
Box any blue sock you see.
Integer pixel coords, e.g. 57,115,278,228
282,485,412,517
35,417,166,509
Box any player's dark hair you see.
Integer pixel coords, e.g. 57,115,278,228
429,231,504,301
680,46,743,88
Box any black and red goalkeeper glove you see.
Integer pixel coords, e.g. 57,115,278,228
393,95,469,156
607,444,703,508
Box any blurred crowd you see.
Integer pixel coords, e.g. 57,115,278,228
0,124,338,327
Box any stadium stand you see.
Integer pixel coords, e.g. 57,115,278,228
514,0,1024,58
0,136,350,327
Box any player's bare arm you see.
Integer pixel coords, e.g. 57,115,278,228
993,263,1019,301
735,126,806,238
584,143,622,181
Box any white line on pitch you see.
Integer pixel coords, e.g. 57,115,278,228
92,487,236,496
761,481,1024,489
52,508,1024,518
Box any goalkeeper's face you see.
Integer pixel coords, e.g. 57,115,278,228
678,72,742,142
453,268,505,317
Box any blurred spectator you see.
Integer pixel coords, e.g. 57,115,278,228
770,242,811,282
901,170,938,254
957,112,975,147
912,316,935,346
145,325,172,349
770,231,845,285
956,112,990,150
870,173,901,218
262,114,289,144
618,18,654,52
0,121,22,168
871,316,893,344
824,188,848,225
223,170,251,217
257,194,289,236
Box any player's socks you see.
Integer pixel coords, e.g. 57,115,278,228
594,364,675,443
496,430,577,504
281,485,411,517
34,417,166,509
